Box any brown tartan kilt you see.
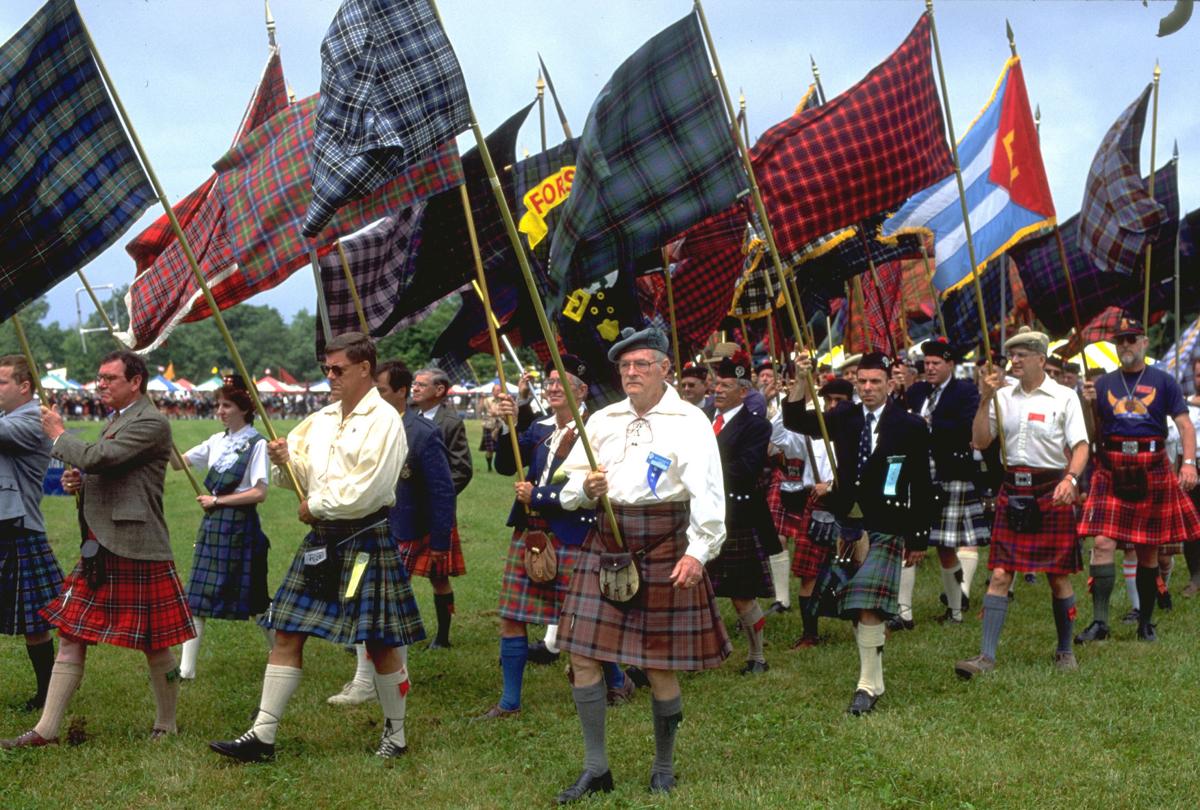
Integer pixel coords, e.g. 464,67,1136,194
396,524,467,578
558,501,732,671
1079,448,1200,546
497,515,582,626
790,492,832,579
989,476,1081,575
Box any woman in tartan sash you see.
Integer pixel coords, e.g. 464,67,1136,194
175,377,273,680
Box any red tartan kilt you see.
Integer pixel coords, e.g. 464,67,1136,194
396,525,467,578
497,526,582,626
790,493,831,579
1079,449,1200,546
766,468,809,539
988,483,1081,575
40,553,194,651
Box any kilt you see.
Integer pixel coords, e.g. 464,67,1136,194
705,526,773,599
397,524,467,578
40,549,194,651
497,515,582,626
930,480,991,548
479,426,498,453
263,513,425,647
839,531,904,618
1079,448,1200,546
766,468,809,539
990,473,1080,575
790,493,832,579
185,506,271,620
558,501,731,671
0,528,64,635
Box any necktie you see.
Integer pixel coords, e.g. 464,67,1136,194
924,386,941,426
713,413,725,436
856,411,875,480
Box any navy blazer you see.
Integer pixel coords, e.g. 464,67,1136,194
715,406,782,555
783,397,933,551
903,378,980,482
390,411,456,550
494,405,595,545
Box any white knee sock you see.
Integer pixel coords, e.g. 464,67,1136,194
251,664,302,744
769,550,791,607
898,565,916,621
940,564,963,619
352,643,373,687
34,661,84,740
1124,557,1140,610
543,624,559,654
958,548,980,598
855,623,886,696
180,617,204,679
374,663,409,749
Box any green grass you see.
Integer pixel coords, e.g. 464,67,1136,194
1,419,1197,808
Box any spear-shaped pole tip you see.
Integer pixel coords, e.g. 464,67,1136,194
265,0,276,48
1174,139,1179,161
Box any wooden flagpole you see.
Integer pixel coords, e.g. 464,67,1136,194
11,315,46,405
661,247,684,381
919,242,948,337
1142,62,1162,329
78,13,304,497
309,250,334,345
1172,140,1182,382
334,240,371,335
537,53,574,140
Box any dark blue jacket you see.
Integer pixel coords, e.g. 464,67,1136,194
715,406,782,554
390,410,456,551
903,378,980,482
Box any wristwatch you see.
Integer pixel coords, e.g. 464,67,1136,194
1064,473,1079,487
1184,459,1196,466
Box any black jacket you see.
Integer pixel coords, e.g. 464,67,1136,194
715,406,782,555
782,397,933,551
903,378,980,482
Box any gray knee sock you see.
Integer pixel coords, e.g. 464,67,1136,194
651,695,683,778
980,593,1009,660
572,680,608,774
1090,563,1115,624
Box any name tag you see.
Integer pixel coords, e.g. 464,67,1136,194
646,452,672,498
303,547,327,566
1028,413,1045,423
883,455,904,497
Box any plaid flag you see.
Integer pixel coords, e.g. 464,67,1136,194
792,213,924,290
303,0,471,236
668,204,750,356
729,222,775,318
1053,306,1126,358
1161,311,1200,382
941,256,1008,349
515,137,581,292
750,15,953,257
547,13,746,315
1078,84,1167,275
0,0,155,323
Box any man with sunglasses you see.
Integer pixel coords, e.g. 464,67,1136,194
676,363,708,408
553,327,729,802
1075,315,1199,643
210,333,421,762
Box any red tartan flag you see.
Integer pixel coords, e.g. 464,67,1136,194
1054,306,1125,358
667,204,749,354
750,14,953,258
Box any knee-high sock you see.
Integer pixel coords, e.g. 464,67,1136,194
180,617,204,679
433,592,454,645
250,664,302,744
572,680,608,774
1090,563,1115,624
1123,557,1139,611
958,548,980,598
1052,595,1075,654
374,664,410,748
854,622,886,697
1136,566,1160,628
651,695,683,778
738,602,766,664
602,661,625,689
799,595,819,639
498,635,527,711
351,643,373,687
897,565,916,621
148,653,181,733
25,639,55,706
940,563,963,618
543,623,559,654
1184,541,1200,586
980,593,1009,660
768,550,791,607
33,661,83,740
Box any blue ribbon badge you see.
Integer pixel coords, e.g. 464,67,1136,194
646,452,672,498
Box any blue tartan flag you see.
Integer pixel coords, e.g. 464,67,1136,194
303,0,471,236
0,0,155,323
546,12,746,316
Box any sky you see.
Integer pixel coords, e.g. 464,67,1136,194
4,0,1198,332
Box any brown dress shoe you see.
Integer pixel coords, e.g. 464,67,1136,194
0,729,58,749
474,704,521,721
607,677,636,706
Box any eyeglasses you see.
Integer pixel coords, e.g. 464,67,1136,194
1114,335,1141,345
320,362,359,377
618,359,658,373
96,373,123,384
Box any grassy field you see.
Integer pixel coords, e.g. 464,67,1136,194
1,418,1197,808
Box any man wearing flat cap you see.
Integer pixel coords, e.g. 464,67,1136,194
785,351,933,716
894,338,988,629
554,327,729,801
955,327,1089,679
1075,315,1199,643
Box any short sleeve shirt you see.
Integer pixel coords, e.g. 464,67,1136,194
1094,365,1186,439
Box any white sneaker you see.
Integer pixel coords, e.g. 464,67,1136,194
327,680,376,706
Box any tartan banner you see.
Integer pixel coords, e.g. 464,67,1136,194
941,256,1007,350
729,222,775,319
668,203,750,356
0,0,156,323
750,15,953,257
1053,306,1125,358
792,212,925,290
1078,84,1167,275
547,13,746,315
1161,311,1200,382
303,0,470,236
515,137,580,277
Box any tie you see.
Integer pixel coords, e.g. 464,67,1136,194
924,386,941,426
856,411,875,480
713,413,725,436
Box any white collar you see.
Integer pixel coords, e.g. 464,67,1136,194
610,383,690,418
717,403,743,422
862,401,886,421
539,404,585,428
420,402,441,419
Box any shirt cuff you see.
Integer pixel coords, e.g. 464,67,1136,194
684,536,717,566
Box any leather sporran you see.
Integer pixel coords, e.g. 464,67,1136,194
1111,464,1148,502
598,552,641,604
809,533,865,619
1004,494,1042,533
807,509,839,547
522,529,558,583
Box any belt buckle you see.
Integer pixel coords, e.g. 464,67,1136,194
1121,441,1139,455
1014,472,1032,487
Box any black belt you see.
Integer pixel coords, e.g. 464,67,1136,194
1104,437,1161,454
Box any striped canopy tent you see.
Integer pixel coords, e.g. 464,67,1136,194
194,375,224,392
146,374,179,393
39,373,80,391
308,379,331,393
256,375,304,394
1047,339,1152,373
173,378,196,391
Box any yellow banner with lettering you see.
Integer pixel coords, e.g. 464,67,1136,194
517,166,575,249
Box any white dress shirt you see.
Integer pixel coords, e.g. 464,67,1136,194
987,374,1088,469
184,424,269,494
535,406,586,486
769,410,833,489
713,403,742,431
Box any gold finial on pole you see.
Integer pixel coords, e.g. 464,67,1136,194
265,0,276,49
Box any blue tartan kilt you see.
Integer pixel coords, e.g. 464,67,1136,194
0,527,64,635
185,507,271,620
261,512,425,647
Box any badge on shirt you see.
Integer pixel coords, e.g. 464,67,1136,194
1028,413,1045,422
883,455,904,497
646,452,672,498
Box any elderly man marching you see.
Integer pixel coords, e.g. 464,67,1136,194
1075,316,1200,643
209,333,423,762
954,328,1090,679
553,327,730,803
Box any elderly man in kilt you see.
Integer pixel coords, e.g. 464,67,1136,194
326,359,453,707
553,327,730,802
3,351,193,749
0,356,62,714
209,333,423,762
707,352,779,674
894,338,989,629
1075,316,1200,644
954,328,1090,679
784,352,933,717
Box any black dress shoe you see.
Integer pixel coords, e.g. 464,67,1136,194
739,660,769,675
1137,623,1158,642
427,639,452,650
765,601,790,615
846,689,878,717
526,641,561,666
209,731,276,763
1074,620,1110,644
885,616,914,632
649,771,677,794
555,770,614,804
